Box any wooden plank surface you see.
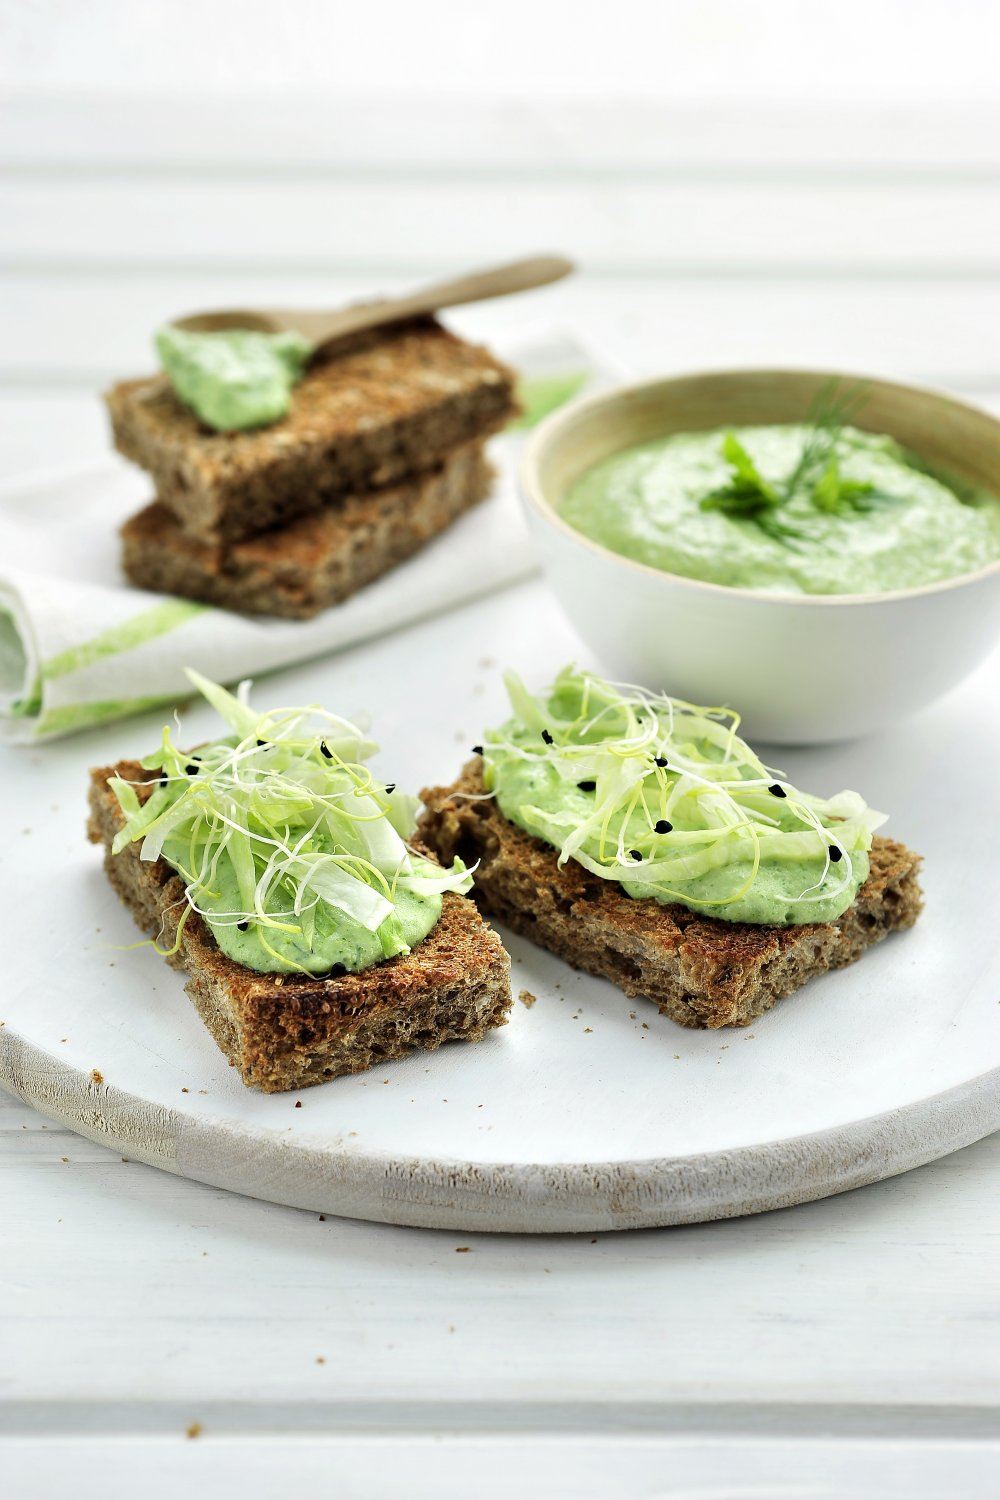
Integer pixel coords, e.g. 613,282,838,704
5,176,997,274
5,96,1000,172
3,1430,999,1500
2,1086,1000,1415
3,277,1000,393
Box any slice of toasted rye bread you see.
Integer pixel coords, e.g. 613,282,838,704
418,761,924,1030
88,762,512,1092
120,439,493,619
105,318,518,544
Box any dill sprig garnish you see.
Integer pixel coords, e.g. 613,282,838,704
699,431,780,518
698,380,896,543
781,379,871,502
699,432,811,549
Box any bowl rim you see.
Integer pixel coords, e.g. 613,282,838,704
520,365,1000,609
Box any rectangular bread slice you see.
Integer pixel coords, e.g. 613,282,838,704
88,762,512,1092
120,439,493,619
105,318,518,543
418,761,923,1030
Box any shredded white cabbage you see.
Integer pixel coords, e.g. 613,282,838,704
109,671,472,969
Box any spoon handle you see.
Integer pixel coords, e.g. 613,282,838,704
172,255,574,341
272,254,575,347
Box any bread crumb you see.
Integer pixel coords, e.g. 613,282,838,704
60,1157,69,1163
181,1087,189,1094
294,1100,302,1108
90,1069,103,1086
315,1356,326,1365
185,1422,202,1440
642,1022,649,1030
518,989,537,1009
583,1027,593,1033
455,1246,470,1253
319,1214,326,1222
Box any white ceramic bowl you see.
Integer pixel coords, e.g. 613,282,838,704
520,368,1000,743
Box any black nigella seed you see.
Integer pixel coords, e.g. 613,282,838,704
654,756,668,768
829,845,843,863
541,729,554,745
472,745,483,756
320,742,332,759
629,849,642,861
768,783,786,798
655,819,673,834
237,920,249,932
384,783,396,794
256,739,265,747
577,779,596,792
185,763,198,776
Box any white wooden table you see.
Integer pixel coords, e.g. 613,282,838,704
2,81,999,1495
3,1067,1000,1496
2,393,999,1499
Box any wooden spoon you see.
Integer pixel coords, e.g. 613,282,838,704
172,254,575,355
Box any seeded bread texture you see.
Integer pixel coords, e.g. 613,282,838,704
88,761,512,1093
105,318,518,543
418,760,923,1030
120,440,493,619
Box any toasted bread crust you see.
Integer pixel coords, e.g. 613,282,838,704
418,761,924,1030
120,440,494,619
88,761,511,1092
105,318,518,543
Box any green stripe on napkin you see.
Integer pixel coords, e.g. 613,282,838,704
41,599,206,681
35,692,181,738
511,371,589,429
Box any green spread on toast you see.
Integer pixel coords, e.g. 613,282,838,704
107,671,472,975
482,667,884,925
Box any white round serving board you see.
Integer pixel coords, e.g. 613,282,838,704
2,582,998,1233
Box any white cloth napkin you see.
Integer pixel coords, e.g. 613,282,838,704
0,332,608,743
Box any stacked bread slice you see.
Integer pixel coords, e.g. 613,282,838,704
106,318,519,618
